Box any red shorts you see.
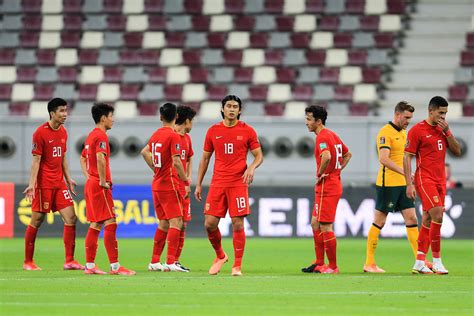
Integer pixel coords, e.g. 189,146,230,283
415,183,446,212
31,183,74,213
152,190,183,220
204,186,250,218
85,179,115,223
312,193,341,223
179,190,191,222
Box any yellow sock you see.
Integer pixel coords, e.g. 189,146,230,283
365,224,381,265
406,225,419,258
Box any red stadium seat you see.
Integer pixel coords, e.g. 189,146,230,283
264,103,285,116
22,15,42,30
192,16,211,31
306,50,326,65
22,0,42,13
10,103,30,115
466,33,474,49
79,49,99,65
249,85,268,101
387,0,406,14
147,67,167,83
360,16,379,31
148,15,167,30
107,15,127,31
320,68,340,83
334,33,353,48
290,33,311,48
448,85,468,101
225,0,245,13
17,67,38,82
319,16,340,31
166,32,186,47
223,50,243,65
36,50,56,65
104,67,124,82
61,32,81,48
64,0,82,13
185,102,201,114
119,50,140,65
78,84,98,100
346,0,365,14
374,33,395,48
334,86,354,101
0,85,13,100
184,0,203,13
276,68,296,83
234,68,253,83
104,0,123,13
350,103,369,116
183,50,202,65
265,50,284,65
234,16,255,31
275,16,294,32
264,0,283,13
63,15,84,31
207,85,228,101
461,51,474,66
306,0,325,13
463,104,474,116
120,84,141,100
164,85,183,100
57,67,78,83
207,33,227,48
190,68,209,82
20,32,40,48
0,49,16,65
362,67,382,83
250,33,269,48
138,102,159,116
34,84,55,100
139,50,160,65
144,0,165,13
348,50,368,65
292,85,313,101
123,32,143,48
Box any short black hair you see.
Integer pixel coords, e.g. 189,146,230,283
176,105,197,125
305,105,328,125
160,103,177,122
91,103,114,124
221,95,242,119
47,98,67,118
394,101,415,113
429,96,448,110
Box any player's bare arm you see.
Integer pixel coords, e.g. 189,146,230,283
194,151,212,201
96,152,110,189
62,155,76,196
185,156,193,198
438,119,462,156
140,145,155,171
173,154,188,182
23,154,41,202
340,151,352,170
242,147,263,185
80,156,89,180
403,153,416,200
379,148,403,175
317,150,331,183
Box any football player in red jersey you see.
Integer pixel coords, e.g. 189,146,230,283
404,96,461,274
195,95,263,276
80,103,135,275
142,103,189,272
301,105,351,274
23,98,83,271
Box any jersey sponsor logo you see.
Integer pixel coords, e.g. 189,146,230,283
380,137,385,144
237,136,243,140
99,142,107,149
216,136,223,139
237,209,246,213
48,140,54,143
61,138,65,143
426,135,432,138
319,142,327,150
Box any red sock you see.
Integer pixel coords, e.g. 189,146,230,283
430,221,442,259
166,227,181,264
85,227,100,263
233,229,246,268
151,228,167,264
323,231,337,269
313,229,325,266
63,224,76,262
207,228,225,259
175,227,186,261
24,225,38,263
104,223,119,264
416,224,430,261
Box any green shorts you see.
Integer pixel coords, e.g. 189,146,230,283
375,185,414,213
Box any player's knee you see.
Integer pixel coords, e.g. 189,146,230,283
373,220,385,228
204,220,218,232
405,216,417,226
64,214,77,225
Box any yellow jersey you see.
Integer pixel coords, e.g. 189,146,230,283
376,122,407,187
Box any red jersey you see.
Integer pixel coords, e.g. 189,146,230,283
177,133,194,191
204,121,260,187
148,127,182,191
405,120,448,186
314,128,349,196
81,128,111,182
31,122,68,189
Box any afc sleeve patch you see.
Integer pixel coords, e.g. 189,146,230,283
32,143,37,151
175,143,180,151
319,142,327,150
405,140,409,148
99,141,107,149
380,136,385,144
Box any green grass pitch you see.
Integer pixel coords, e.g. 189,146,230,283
0,238,472,315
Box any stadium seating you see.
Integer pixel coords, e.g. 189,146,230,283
0,0,415,117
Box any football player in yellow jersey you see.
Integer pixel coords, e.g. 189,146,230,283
364,101,419,273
